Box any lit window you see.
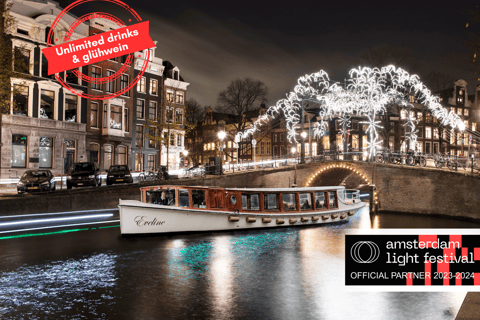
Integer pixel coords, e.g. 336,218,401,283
149,79,158,95
136,77,146,93
425,127,432,139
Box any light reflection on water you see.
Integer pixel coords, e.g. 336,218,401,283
0,207,473,319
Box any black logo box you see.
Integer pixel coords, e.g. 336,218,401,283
345,235,480,286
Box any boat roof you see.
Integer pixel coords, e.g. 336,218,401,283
141,186,345,192
225,186,344,192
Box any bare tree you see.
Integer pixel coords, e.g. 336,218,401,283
463,8,480,76
184,99,204,165
217,78,268,133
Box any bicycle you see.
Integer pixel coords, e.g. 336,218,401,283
138,170,155,182
405,150,426,167
434,154,447,169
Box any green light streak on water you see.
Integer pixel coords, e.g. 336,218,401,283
0,225,120,240
0,228,89,240
98,225,120,229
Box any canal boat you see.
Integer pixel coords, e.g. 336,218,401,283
119,185,366,235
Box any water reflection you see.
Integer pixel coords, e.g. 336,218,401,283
0,207,475,319
0,253,117,319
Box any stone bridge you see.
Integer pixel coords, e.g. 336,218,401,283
206,161,480,221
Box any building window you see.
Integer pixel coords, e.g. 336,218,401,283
166,89,174,102
12,134,27,168
170,133,175,146
124,110,129,132
352,135,359,149
106,70,115,93
110,105,122,129
149,79,158,95
104,145,113,170
120,74,129,96
118,146,127,165
149,101,157,120
166,107,173,123
92,66,101,90
14,47,30,74
90,102,99,128
425,127,432,139
273,134,277,142
389,136,394,150
136,99,145,119
425,142,431,154
13,84,28,116
137,77,146,93
40,89,54,119
400,109,406,120
457,108,463,116
90,143,99,164
433,128,439,139
66,69,77,84
175,91,184,104
362,135,368,150
465,109,469,116
175,109,183,124
266,141,271,154
147,155,155,170
64,94,77,122
177,134,182,146
136,125,143,147
336,134,343,151
417,112,423,122
103,104,107,128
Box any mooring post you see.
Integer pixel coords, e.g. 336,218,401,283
369,184,376,215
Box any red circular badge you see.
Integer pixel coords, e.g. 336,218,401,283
47,0,151,100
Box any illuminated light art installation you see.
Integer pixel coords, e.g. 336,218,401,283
237,65,465,159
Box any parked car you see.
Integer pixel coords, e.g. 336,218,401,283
67,162,101,189
17,170,56,194
106,165,133,185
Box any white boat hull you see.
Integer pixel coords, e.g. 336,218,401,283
119,200,366,235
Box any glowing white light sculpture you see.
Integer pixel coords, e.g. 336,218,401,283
238,65,464,158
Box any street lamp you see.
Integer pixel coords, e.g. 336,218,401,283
300,131,307,163
218,131,226,174
291,147,297,186
252,139,257,169
183,150,189,167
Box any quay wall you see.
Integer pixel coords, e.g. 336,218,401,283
1,162,480,221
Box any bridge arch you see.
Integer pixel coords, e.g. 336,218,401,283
304,163,372,187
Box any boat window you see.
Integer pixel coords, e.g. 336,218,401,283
329,191,337,208
146,189,175,206
242,193,260,210
161,189,176,206
338,190,345,202
315,192,327,209
264,193,279,210
192,189,206,208
299,193,312,210
282,193,296,211
179,189,189,207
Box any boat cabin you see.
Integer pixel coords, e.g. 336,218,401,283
140,186,360,213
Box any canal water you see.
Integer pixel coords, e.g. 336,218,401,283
0,208,479,320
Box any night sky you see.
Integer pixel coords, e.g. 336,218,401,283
70,0,480,108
